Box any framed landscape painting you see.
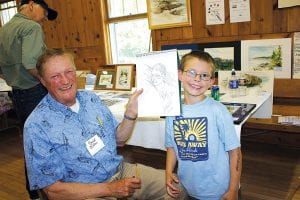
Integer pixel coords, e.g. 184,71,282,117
241,38,292,78
200,41,241,71
147,0,192,29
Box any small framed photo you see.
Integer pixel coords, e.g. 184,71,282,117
147,0,192,30
115,64,135,90
94,69,115,90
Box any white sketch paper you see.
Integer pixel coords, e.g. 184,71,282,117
293,32,300,79
229,0,250,23
241,38,292,78
205,0,225,25
136,50,181,117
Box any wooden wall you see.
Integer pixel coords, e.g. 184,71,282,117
152,0,300,49
43,0,107,72
42,0,300,73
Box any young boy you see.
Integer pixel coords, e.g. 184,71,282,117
165,51,242,200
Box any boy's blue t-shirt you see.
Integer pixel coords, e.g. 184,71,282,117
165,97,240,199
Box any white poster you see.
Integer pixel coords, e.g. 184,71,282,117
136,50,181,117
229,0,250,23
241,38,292,79
205,0,225,25
293,32,300,79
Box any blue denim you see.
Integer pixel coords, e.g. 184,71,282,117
12,83,48,124
12,83,47,199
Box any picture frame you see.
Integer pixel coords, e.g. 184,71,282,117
94,69,115,90
241,38,292,78
115,64,135,90
146,0,192,30
199,41,241,72
278,0,300,8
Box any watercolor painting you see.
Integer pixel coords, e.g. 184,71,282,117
147,0,191,29
241,38,291,78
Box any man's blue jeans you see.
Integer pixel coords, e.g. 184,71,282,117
12,83,47,199
12,83,47,123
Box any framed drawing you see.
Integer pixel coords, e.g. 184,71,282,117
115,64,135,90
94,69,115,90
241,38,292,78
147,0,192,29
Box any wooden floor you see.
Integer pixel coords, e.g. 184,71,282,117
0,123,299,200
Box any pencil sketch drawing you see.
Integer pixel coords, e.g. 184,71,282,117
136,50,181,117
145,63,178,113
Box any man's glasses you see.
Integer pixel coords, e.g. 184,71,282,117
184,69,211,81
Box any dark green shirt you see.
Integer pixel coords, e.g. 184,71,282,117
0,13,46,89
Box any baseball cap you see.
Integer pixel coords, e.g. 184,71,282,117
20,0,58,20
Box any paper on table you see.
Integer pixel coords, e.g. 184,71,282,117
136,50,181,117
278,116,300,126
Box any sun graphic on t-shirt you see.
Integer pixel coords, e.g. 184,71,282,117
173,117,207,143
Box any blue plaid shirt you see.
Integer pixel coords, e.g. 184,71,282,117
24,91,121,190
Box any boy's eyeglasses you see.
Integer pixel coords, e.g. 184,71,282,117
184,69,211,81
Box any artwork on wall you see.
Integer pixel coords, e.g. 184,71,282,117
199,41,241,72
241,38,292,78
278,0,300,8
205,0,225,25
94,69,115,90
136,50,181,117
146,0,192,29
115,64,135,90
293,32,300,79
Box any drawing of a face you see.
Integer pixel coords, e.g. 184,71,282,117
150,63,167,87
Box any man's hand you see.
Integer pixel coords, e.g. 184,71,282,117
124,89,143,119
107,177,141,198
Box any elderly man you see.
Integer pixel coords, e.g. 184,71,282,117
24,48,187,199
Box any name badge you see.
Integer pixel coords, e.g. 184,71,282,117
85,135,105,156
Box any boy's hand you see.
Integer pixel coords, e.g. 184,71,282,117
221,190,238,200
166,172,180,198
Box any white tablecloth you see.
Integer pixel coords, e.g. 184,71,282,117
96,90,272,151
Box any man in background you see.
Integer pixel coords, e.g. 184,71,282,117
0,0,57,199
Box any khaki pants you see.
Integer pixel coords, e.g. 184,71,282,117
94,162,187,200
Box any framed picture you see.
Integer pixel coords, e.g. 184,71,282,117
115,64,135,90
241,38,292,78
147,0,192,30
278,0,300,8
94,69,115,90
199,41,241,72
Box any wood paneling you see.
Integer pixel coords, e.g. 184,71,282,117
43,0,107,70
152,0,300,48
41,0,300,76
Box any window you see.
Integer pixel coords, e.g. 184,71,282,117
0,0,17,26
106,0,151,64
